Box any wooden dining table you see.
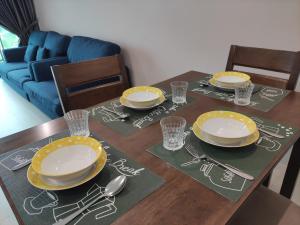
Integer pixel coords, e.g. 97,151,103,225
1,70,300,225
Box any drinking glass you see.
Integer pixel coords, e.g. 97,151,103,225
171,81,188,104
234,83,254,106
160,116,186,151
64,109,90,136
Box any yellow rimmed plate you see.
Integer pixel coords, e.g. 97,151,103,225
120,95,166,110
192,122,259,148
213,71,250,86
27,150,107,191
31,136,103,179
122,86,163,107
209,78,235,91
194,111,257,145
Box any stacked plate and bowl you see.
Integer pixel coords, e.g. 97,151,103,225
209,71,251,91
27,136,107,190
192,111,259,147
120,86,166,110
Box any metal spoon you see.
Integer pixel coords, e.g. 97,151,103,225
101,106,130,119
198,80,210,87
53,175,127,225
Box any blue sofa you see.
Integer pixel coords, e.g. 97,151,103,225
0,31,121,118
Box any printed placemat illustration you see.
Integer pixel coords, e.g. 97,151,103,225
88,90,194,136
189,75,289,112
147,116,298,202
0,132,164,225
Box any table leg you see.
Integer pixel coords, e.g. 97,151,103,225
280,138,300,198
262,175,271,187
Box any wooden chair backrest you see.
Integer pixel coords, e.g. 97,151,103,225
226,45,300,90
52,54,130,113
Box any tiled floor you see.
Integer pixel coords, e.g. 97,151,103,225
0,79,50,138
0,78,299,205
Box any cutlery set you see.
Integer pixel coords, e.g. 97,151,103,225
53,175,127,225
101,106,130,119
184,144,254,181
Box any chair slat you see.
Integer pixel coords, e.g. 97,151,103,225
67,82,124,110
226,45,300,90
52,54,130,113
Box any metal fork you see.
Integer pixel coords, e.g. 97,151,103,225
198,80,210,87
101,106,129,119
185,144,254,181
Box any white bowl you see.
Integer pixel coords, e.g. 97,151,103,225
195,111,257,145
41,144,97,181
122,86,163,107
213,71,250,88
31,136,102,182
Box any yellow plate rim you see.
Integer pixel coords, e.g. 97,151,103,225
31,136,103,177
194,111,257,139
122,86,163,104
27,150,107,191
209,78,251,90
212,71,250,84
192,122,259,147
209,78,234,90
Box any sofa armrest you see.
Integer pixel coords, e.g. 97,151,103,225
3,46,27,62
30,57,69,82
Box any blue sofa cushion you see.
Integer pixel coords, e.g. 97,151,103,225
3,46,27,63
24,80,62,116
44,31,70,57
67,36,121,63
24,44,38,62
28,31,48,47
6,68,32,88
36,47,48,60
30,56,69,82
0,62,27,78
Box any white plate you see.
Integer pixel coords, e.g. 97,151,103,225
41,164,95,186
199,131,259,147
27,151,107,191
209,78,235,91
192,122,260,148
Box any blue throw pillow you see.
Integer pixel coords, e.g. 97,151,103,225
24,44,38,62
36,47,48,60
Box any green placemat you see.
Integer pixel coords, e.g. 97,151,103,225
189,75,290,112
147,115,297,202
89,90,194,136
0,132,164,225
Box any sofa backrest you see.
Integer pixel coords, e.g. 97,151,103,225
67,36,121,63
43,31,71,57
28,31,48,47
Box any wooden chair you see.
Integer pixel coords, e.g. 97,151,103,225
226,45,300,90
280,139,300,198
227,186,300,225
226,45,300,192
52,54,130,113
226,45,300,225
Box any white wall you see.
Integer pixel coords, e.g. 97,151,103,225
34,0,300,90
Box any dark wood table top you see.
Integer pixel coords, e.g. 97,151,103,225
1,71,300,225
